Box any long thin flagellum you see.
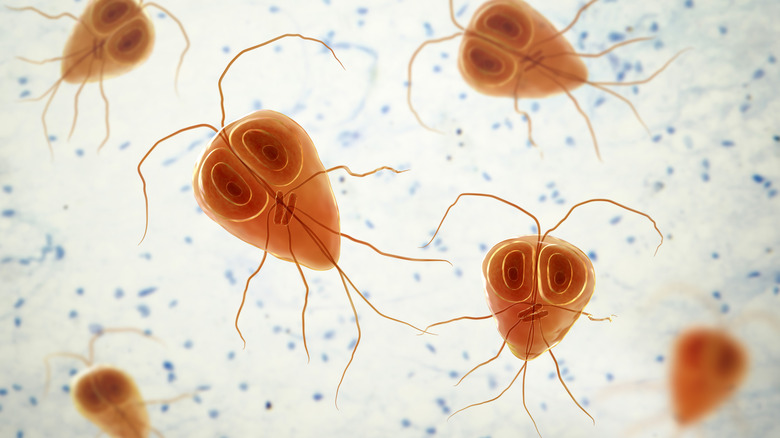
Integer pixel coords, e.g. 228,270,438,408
422,193,541,248
542,198,663,255
142,2,190,95
456,341,506,386
137,123,218,244
218,34,345,127
97,60,110,152
447,0,465,31
423,314,493,333
235,252,268,349
6,5,78,22
549,349,595,425
449,363,527,420
531,0,599,50
334,270,361,410
286,164,408,195
407,32,463,132
287,227,312,364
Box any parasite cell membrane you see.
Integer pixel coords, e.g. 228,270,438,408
424,194,662,436
408,0,685,159
9,0,188,154
138,34,447,406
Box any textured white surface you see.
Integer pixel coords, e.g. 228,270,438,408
1,0,778,437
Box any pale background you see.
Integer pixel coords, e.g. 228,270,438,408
1,0,778,437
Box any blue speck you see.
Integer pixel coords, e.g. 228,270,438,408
588,251,597,261
607,32,625,42
239,382,248,391
68,310,78,319
712,291,721,299
721,140,734,147
609,216,621,225
1,210,14,217
684,0,694,8
269,5,279,13
209,409,219,419
753,174,765,183
76,288,84,296
163,361,174,371
313,392,323,401
401,418,411,428
753,69,765,80
114,288,124,299
656,355,664,363
137,304,150,318
13,298,24,309
426,343,436,353
357,7,368,14
748,271,760,278
138,287,157,297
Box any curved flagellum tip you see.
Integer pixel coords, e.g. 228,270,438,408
447,0,465,31
543,198,663,254
549,349,595,426
218,34,344,128
407,32,462,133
6,5,79,22
334,270,361,411
455,340,506,387
141,2,190,96
96,61,109,153
137,123,218,245
531,0,599,50
449,363,527,421
236,253,268,350
285,164,407,196
425,193,542,249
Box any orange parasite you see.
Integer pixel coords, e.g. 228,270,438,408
138,34,446,406
424,194,662,436
9,0,189,154
44,328,196,438
408,0,685,159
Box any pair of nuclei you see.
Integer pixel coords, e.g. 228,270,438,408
18,0,743,437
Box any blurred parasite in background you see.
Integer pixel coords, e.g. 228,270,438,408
407,0,685,159
44,327,198,438
8,0,189,155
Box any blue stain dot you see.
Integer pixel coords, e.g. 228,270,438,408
649,22,658,32
18,77,27,85
287,341,295,350
115,288,124,299
401,419,411,428
0,388,7,396
68,310,78,319
14,317,21,327
652,134,662,143
228,351,235,360
119,141,130,150
684,0,694,8
425,427,436,435
609,216,622,225
712,291,721,299
748,271,760,278
2,186,11,193
88,323,103,334
426,343,436,354
269,5,279,13
753,69,765,79
183,340,193,349
163,361,174,371
721,140,734,147
365,220,374,229
55,246,65,260
76,288,84,296
184,236,192,244
138,287,157,297
721,303,730,313
719,25,728,35
19,90,30,98
588,251,597,261
357,7,367,14
753,174,765,183
222,46,230,53
137,304,150,318
607,32,625,42
712,252,719,259
313,392,323,401
606,373,614,382
1,209,14,217
239,382,248,391
75,149,84,157
13,298,24,309
209,409,219,419
656,355,664,363
380,105,390,114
